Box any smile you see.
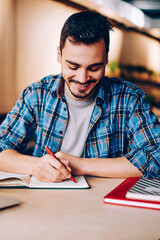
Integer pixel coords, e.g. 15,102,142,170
75,82,90,87
64,77,98,99
72,81,93,91
69,79,96,86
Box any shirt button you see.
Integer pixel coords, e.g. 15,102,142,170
59,131,63,134
64,108,66,111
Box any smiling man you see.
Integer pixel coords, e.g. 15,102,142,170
58,37,107,100
0,11,160,181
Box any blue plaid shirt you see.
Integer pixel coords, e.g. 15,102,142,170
0,74,160,178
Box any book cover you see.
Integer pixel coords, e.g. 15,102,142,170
104,177,160,210
126,178,160,201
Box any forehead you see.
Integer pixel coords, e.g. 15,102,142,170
61,38,106,64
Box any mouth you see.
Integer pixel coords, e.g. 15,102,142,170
69,79,96,90
64,77,98,99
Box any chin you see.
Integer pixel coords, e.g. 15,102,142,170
72,91,94,99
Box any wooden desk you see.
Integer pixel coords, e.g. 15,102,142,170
0,177,160,240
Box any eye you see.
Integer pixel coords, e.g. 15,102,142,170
89,67,100,72
69,66,78,70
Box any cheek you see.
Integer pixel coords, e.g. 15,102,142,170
61,67,75,79
92,69,105,80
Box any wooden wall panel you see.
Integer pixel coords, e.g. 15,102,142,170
0,0,16,113
15,0,81,99
0,0,159,113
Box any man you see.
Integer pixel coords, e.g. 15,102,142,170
0,11,160,182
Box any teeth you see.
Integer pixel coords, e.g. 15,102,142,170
76,84,88,87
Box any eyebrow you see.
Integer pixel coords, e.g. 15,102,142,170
66,60,104,67
66,60,79,66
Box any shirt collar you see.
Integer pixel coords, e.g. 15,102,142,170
57,75,64,99
96,76,111,105
49,74,64,99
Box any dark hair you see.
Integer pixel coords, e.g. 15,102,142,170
60,11,113,54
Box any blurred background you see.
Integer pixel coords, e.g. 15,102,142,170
0,0,160,119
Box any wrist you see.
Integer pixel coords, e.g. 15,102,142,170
80,157,91,175
27,156,39,176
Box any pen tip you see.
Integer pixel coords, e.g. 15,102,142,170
70,176,77,183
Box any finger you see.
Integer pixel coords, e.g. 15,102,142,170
35,166,67,182
55,152,72,172
62,160,72,172
35,156,68,182
42,156,70,180
47,154,71,178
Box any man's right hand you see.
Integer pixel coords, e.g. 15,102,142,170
0,149,72,183
32,154,72,182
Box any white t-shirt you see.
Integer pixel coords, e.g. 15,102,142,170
60,93,96,157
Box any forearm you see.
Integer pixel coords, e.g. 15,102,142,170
56,152,143,178
0,149,38,175
83,156,143,178
0,149,72,182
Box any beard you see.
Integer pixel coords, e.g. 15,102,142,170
64,78,97,99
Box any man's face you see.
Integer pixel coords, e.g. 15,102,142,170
57,37,108,101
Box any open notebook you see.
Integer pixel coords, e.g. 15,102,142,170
0,171,89,189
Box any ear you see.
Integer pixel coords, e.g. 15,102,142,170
57,46,61,63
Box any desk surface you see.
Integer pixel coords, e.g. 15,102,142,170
0,177,160,240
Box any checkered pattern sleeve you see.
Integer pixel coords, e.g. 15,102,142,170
125,94,160,178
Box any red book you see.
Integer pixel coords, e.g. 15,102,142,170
104,177,160,210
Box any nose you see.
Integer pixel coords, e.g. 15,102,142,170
77,69,90,84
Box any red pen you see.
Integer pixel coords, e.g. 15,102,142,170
45,146,77,183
